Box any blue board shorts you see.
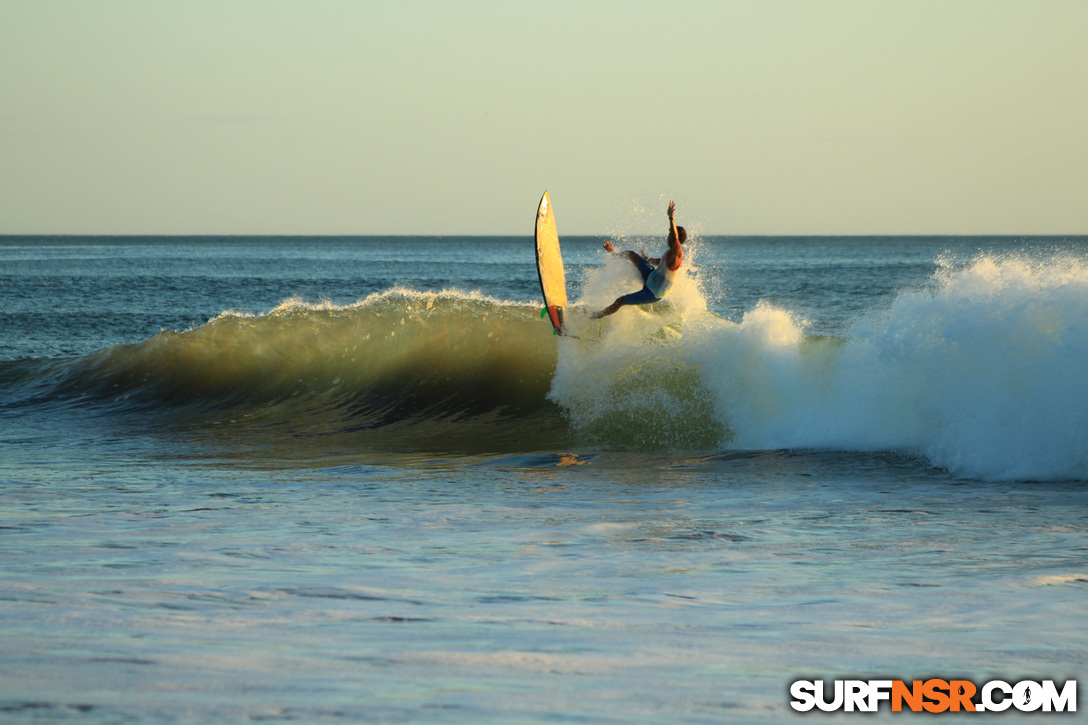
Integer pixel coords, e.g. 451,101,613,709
621,257,662,306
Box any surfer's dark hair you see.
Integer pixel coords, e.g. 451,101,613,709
674,226,687,244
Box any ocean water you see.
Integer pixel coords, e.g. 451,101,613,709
1,233,1087,722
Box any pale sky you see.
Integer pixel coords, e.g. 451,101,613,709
2,0,1086,235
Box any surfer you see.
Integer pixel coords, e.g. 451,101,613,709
590,200,686,319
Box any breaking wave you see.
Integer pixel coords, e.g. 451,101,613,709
556,251,1088,481
3,254,1087,480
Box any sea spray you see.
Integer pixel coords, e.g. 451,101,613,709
826,254,1088,480
688,302,839,446
550,241,726,449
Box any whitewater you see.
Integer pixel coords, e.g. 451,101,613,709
1,234,1086,722
562,249,1088,480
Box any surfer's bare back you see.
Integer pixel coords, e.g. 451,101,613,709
591,201,687,319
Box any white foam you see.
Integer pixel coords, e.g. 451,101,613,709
554,253,1088,481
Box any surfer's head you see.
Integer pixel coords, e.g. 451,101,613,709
670,226,687,245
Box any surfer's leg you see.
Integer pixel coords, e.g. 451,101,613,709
633,256,654,281
590,297,627,319
591,287,658,319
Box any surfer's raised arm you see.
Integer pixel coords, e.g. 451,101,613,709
663,201,683,271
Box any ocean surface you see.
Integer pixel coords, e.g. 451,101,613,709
2,233,1087,722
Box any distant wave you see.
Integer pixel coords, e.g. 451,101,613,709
4,253,1087,480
